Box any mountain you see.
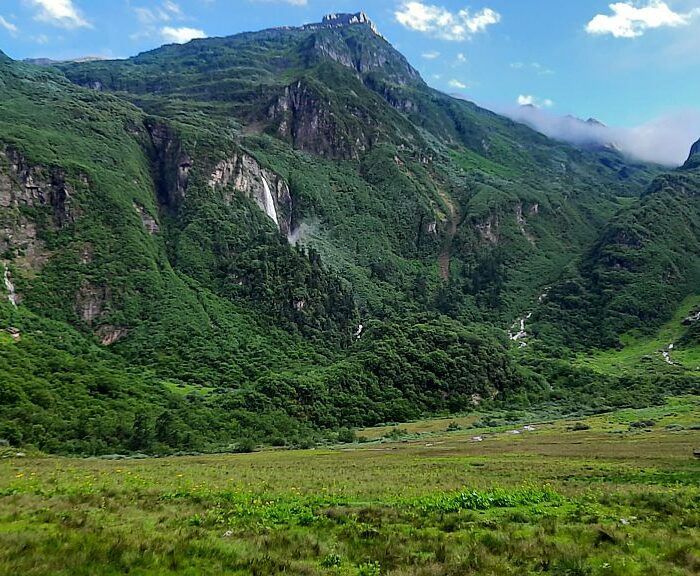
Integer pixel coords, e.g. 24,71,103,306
22,56,107,67
0,14,694,454
57,13,657,321
533,142,700,354
685,138,700,169
502,104,700,167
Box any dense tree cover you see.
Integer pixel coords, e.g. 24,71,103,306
0,302,540,453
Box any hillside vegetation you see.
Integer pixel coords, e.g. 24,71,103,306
0,15,699,454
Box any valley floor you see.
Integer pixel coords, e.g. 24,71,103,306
1,397,699,575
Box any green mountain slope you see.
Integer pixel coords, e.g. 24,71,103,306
0,13,691,455
60,14,658,324
0,50,538,453
534,158,700,351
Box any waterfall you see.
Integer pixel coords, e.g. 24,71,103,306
662,343,674,365
260,177,280,229
509,290,549,347
3,264,18,307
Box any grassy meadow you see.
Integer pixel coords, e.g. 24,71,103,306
1,397,699,575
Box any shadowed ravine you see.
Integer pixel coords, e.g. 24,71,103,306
438,192,459,281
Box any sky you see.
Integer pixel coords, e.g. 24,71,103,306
0,0,699,162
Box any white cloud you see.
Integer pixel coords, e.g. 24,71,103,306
251,0,308,5
133,1,183,25
395,1,500,41
517,94,553,108
28,0,90,29
511,61,554,75
422,50,440,59
449,79,468,89
0,16,18,35
501,105,700,166
586,1,699,38
161,26,207,43
456,52,467,63
162,0,183,18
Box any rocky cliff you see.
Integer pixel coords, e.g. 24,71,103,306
208,152,293,236
0,147,77,278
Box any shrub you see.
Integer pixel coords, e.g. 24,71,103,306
234,438,256,453
629,420,655,429
321,553,342,568
358,561,381,576
569,422,591,431
337,428,356,444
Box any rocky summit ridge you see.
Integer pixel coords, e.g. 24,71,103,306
310,12,381,35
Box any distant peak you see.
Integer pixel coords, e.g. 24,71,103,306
681,138,700,170
306,12,381,36
322,12,372,25
586,117,606,128
690,138,700,158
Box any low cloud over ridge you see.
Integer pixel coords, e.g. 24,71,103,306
501,105,700,166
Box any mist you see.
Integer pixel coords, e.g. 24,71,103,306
287,220,319,246
498,105,700,167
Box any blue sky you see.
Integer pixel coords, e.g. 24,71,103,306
0,0,699,132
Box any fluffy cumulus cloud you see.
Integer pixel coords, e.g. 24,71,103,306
0,15,18,35
517,94,553,108
28,0,90,29
395,2,500,41
161,26,207,43
586,1,699,38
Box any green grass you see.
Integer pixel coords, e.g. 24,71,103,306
2,397,699,575
577,295,700,374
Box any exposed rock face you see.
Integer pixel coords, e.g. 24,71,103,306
96,325,128,346
317,12,381,35
476,214,499,245
75,282,111,325
515,203,536,246
300,14,421,87
133,202,160,234
0,147,76,269
209,153,293,236
682,309,700,326
144,120,192,210
268,80,371,160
